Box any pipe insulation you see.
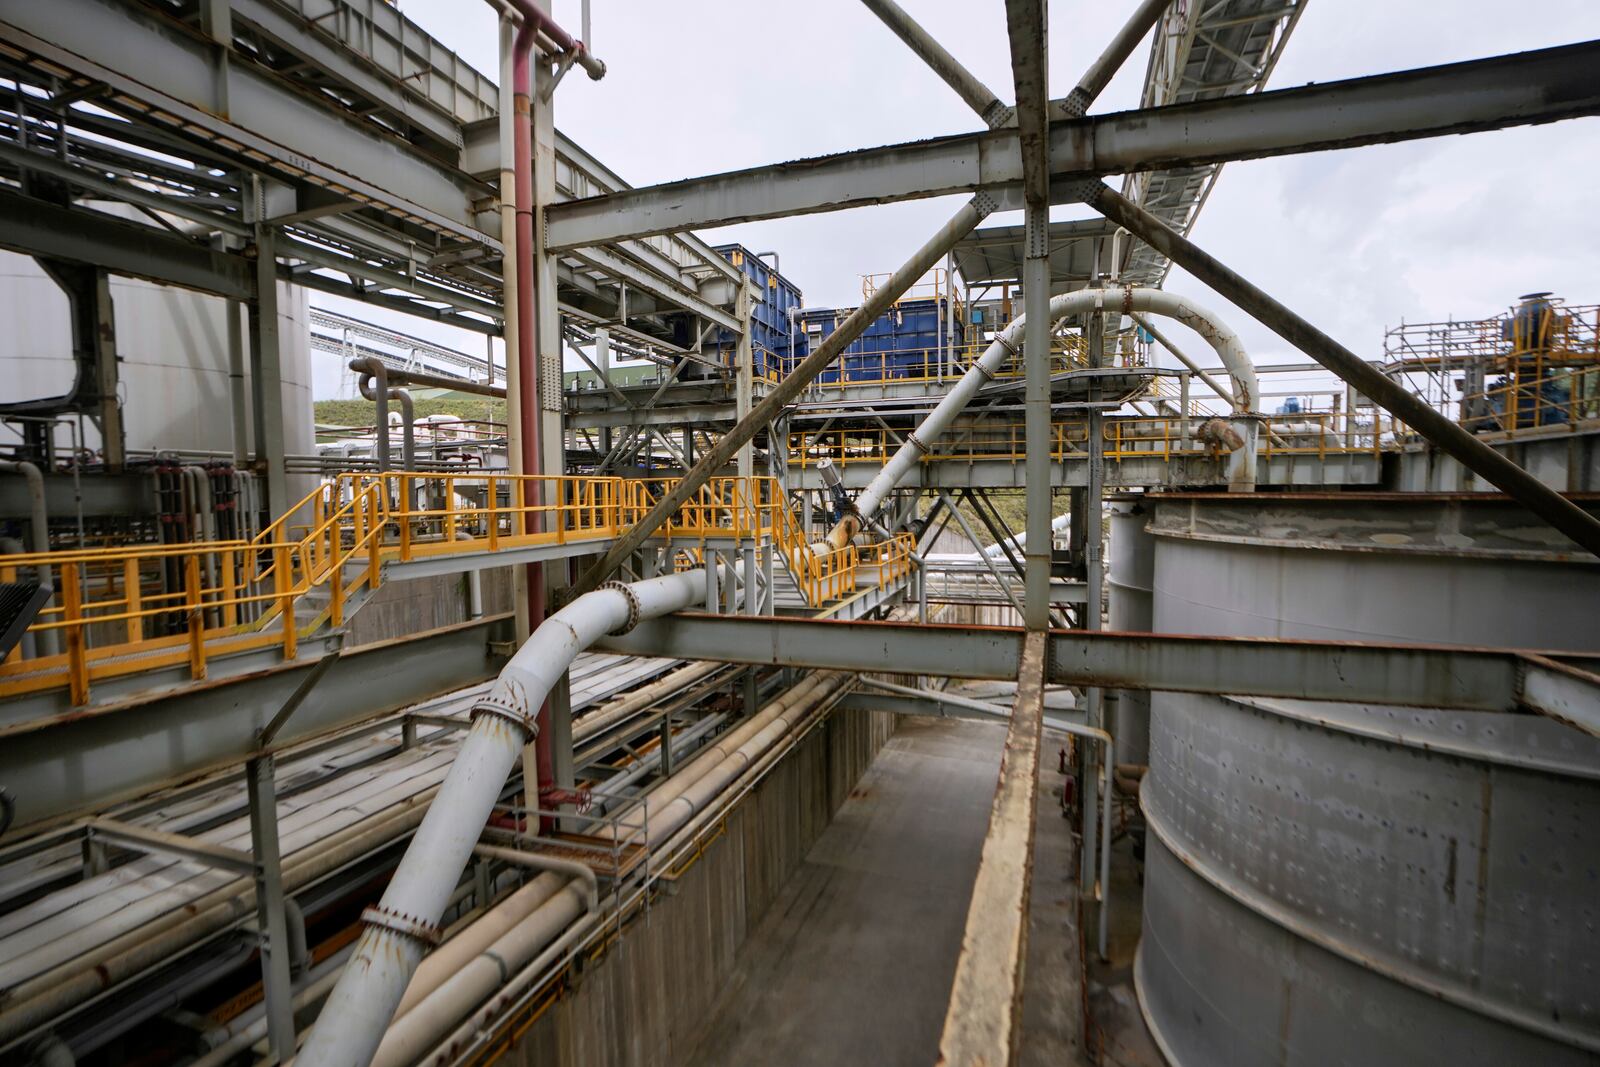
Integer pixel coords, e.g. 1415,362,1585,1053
376,670,852,1067
297,566,719,1067
828,287,1259,548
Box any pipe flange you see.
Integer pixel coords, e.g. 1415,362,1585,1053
470,679,538,738
598,580,642,634
906,432,932,456
361,905,442,947
995,333,1021,359
1121,284,1136,318
972,360,997,382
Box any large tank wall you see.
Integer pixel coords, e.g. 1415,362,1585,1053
1132,494,1600,1067
0,250,314,469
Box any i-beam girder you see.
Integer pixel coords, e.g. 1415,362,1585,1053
545,42,1600,249
595,614,1600,738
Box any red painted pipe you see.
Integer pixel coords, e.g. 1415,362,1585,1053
502,1,605,827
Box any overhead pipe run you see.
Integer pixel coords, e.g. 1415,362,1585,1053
1086,180,1600,559
297,565,729,1067
827,286,1261,550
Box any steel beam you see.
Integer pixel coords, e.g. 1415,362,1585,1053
0,0,496,244
562,243,739,332
0,616,512,828
595,615,1600,735
0,189,254,299
545,43,1600,248
939,631,1046,1065
861,0,1009,126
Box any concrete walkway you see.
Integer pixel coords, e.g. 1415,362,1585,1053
688,717,1006,1067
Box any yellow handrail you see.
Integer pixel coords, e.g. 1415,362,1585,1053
0,472,911,705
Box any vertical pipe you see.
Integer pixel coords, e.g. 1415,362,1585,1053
226,299,249,466
497,13,529,650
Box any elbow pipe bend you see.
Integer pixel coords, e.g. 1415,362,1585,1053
350,358,392,471
834,286,1258,543
296,565,717,1067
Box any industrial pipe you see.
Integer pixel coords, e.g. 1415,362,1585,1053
830,286,1259,547
297,566,718,1067
576,660,725,737
1087,180,1600,559
356,372,415,471
0,459,57,656
189,942,359,1067
369,847,599,1067
0,784,444,1045
348,358,391,471
393,873,562,1020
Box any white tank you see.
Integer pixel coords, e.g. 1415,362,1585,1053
0,249,314,473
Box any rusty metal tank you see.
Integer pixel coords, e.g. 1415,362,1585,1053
1128,492,1600,1066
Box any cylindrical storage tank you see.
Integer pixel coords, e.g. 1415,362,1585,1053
0,249,315,504
1135,493,1600,1067
1108,497,1155,764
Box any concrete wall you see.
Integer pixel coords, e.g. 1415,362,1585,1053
340,567,515,647
495,704,895,1066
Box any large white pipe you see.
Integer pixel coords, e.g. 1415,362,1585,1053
380,670,851,1067
833,287,1258,546
297,566,717,1067
370,879,589,1067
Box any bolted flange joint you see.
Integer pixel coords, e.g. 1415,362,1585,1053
470,677,538,738
361,904,442,947
598,580,642,634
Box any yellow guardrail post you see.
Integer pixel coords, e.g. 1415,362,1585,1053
123,557,143,643
274,545,297,661
185,553,206,681
398,474,413,562
63,562,88,706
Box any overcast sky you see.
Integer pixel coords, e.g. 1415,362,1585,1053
317,1,1599,397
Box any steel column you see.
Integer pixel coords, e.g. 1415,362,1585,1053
247,225,287,515
246,754,295,1060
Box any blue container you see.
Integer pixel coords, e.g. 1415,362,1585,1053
702,245,806,378
797,297,963,383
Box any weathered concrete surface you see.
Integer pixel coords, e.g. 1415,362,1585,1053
689,717,1007,1067
1018,725,1089,1066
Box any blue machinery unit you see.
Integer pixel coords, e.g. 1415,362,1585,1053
702,247,969,385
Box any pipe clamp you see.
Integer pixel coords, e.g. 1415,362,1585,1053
471,679,538,737
361,905,441,947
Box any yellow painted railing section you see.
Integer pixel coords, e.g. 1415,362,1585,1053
788,411,1394,470
0,474,912,706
